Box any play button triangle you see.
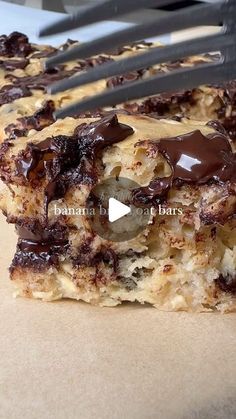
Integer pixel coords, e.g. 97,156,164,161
108,197,131,223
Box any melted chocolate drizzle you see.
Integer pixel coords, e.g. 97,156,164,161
0,84,32,106
133,130,236,206
5,67,79,92
5,100,55,139
0,54,113,107
0,58,29,71
16,114,134,215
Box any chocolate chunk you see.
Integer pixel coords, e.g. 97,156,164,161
10,249,55,271
78,55,112,70
18,239,66,254
16,220,68,243
5,100,55,139
0,58,29,70
159,90,194,106
107,70,144,88
125,90,194,117
73,113,134,152
133,130,236,206
16,134,80,181
73,241,118,274
0,84,32,106
216,274,236,294
59,39,77,51
133,176,171,207
74,109,105,119
11,239,68,271
153,130,236,184
11,221,69,271
46,112,133,212
0,32,33,57
74,108,131,119
16,114,134,215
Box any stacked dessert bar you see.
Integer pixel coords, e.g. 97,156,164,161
0,32,235,311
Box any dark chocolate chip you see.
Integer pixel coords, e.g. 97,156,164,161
133,130,236,206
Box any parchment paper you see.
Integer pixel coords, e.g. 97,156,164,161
1,210,236,419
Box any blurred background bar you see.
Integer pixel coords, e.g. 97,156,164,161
1,0,218,14
0,0,218,26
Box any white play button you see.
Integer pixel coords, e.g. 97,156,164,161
108,197,131,223
87,177,151,242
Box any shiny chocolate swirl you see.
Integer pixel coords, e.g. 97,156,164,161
133,130,236,206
